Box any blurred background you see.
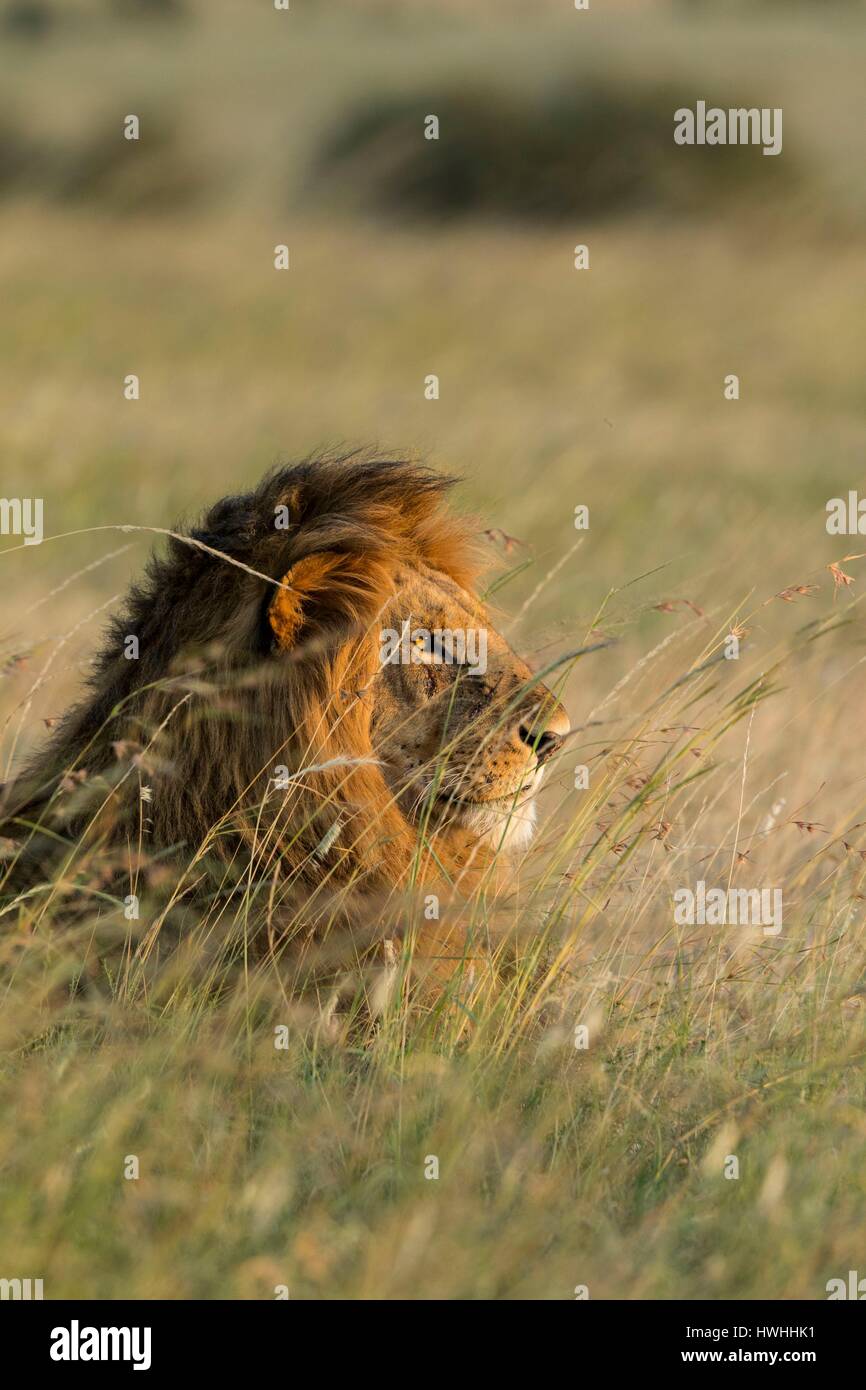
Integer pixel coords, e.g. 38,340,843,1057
0,0,864,758
2,0,866,1304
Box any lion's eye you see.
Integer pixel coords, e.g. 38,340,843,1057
412,631,434,664
410,629,445,665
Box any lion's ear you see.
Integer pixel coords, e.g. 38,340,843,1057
267,550,394,651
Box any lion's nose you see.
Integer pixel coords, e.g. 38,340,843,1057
519,726,561,764
518,703,570,766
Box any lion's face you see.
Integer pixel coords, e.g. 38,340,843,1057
372,563,570,851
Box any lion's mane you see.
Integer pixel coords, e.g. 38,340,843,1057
2,452,484,916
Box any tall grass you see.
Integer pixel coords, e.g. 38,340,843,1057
1,534,864,1299
1,0,865,1302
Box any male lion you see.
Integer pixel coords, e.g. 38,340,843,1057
1,453,569,991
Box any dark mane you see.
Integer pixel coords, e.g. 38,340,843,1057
0,450,482,900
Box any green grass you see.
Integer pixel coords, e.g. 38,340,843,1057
1,1,866,1300
3,561,865,1298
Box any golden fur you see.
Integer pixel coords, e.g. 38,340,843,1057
1,452,569,984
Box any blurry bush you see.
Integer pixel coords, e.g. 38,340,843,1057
0,113,205,213
0,117,34,190
312,82,798,224
107,0,188,18
1,1,54,37
51,117,202,213
1,0,189,36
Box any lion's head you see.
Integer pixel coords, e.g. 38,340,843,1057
367,560,569,855
3,453,569,920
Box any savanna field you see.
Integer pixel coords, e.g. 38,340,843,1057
1,0,866,1300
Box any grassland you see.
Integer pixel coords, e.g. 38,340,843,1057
1,1,865,1299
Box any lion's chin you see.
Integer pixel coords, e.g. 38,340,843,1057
452,795,538,854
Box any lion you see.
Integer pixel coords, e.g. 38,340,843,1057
1,452,570,993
